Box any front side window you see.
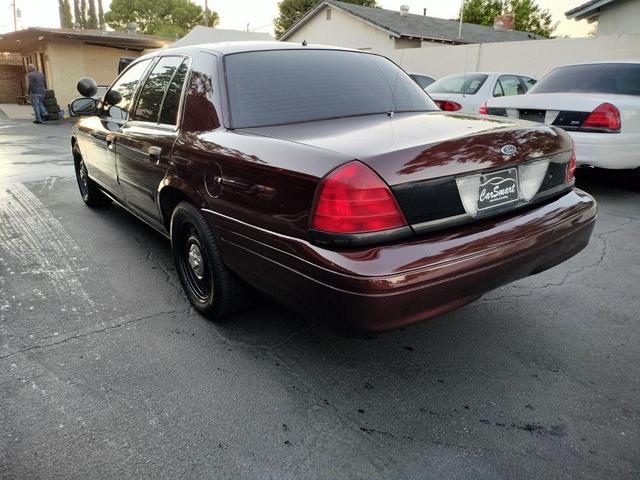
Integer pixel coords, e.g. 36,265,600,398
134,56,185,123
225,49,437,128
530,63,640,96
106,59,152,121
426,73,489,96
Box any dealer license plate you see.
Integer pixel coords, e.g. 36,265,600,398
477,168,519,211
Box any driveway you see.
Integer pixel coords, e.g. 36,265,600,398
1,118,639,479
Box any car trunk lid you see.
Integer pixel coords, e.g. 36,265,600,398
487,92,629,131
241,112,573,235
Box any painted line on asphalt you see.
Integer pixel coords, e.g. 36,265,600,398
0,182,94,310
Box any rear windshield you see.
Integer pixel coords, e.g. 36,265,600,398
426,73,489,95
530,63,640,96
224,49,437,128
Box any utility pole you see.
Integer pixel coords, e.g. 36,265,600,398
458,0,464,38
12,0,17,31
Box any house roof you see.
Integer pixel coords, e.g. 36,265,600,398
170,26,273,48
281,0,543,44
0,27,170,53
565,0,620,20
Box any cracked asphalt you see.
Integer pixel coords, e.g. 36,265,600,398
1,118,639,480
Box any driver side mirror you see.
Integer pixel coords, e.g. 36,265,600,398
69,97,98,117
104,89,122,106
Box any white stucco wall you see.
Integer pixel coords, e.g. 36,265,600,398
388,34,640,80
285,5,397,58
597,0,640,36
45,41,143,109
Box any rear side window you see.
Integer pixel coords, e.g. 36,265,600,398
426,73,488,95
134,56,184,123
410,74,435,89
520,76,536,91
159,60,189,125
225,49,436,128
530,63,640,96
494,75,524,97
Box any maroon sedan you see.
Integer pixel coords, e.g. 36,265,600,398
69,42,596,333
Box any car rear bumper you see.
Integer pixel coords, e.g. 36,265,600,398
205,189,596,333
570,131,640,170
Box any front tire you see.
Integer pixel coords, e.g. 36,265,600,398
171,202,250,319
73,143,110,207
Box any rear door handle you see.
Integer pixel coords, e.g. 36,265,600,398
148,146,162,164
106,134,115,151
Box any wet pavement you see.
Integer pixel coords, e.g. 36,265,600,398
1,118,639,479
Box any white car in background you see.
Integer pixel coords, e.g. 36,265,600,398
485,61,640,174
425,72,536,114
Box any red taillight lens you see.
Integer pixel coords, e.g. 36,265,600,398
435,100,462,112
478,102,488,115
311,161,407,234
566,143,577,182
582,103,621,131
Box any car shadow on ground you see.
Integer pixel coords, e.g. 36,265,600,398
83,165,638,352
576,167,639,194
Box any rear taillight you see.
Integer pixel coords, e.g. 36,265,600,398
311,161,407,234
582,103,621,132
435,100,462,112
478,102,488,115
566,142,577,182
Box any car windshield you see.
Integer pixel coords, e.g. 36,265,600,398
530,63,640,96
426,73,489,95
224,49,437,128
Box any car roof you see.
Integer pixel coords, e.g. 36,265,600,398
553,60,640,68
438,72,532,77
152,41,360,56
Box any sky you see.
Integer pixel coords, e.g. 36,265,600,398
0,0,592,37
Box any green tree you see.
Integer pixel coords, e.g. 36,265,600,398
97,0,105,29
274,0,377,39
87,0,99,29
80,0,88,27
73,0,81,27
105,0,219,37
459,0,556,37
58,0,74,28
460,0,502,27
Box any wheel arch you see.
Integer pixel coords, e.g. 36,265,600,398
157,178,206,232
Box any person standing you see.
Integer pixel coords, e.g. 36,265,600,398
27,64,48,124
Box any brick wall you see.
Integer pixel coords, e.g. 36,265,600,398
0,65,25,103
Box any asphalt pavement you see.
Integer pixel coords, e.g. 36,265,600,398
0,118,639,480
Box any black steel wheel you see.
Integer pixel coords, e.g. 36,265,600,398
73,143,110,207
171,201,251,319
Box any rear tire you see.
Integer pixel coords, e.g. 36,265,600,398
171,202,251,319
73,143,110,207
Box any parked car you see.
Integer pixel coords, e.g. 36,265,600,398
426,72,536,114
69,43,595,333
484,61,640,175
409,73,436,89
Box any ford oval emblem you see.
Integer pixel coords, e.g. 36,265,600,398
501,144,517,156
